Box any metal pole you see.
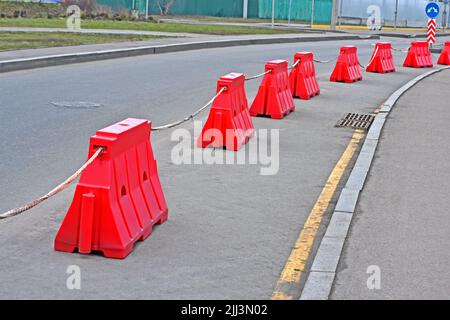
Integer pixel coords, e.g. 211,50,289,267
338,0,343,26
443,0,449,31
288,0,292,25
394,0,399,30
272,0,275,28
311,0,315,26
145,0,149,20
331,0,339,29
243,0,248,19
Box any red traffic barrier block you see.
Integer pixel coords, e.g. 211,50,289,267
289,52,320,100
403,41,433,68
54,118,168,259
250,60,295,119
197,73,254,151
438,42,450,65
366,42,396,73
330,46,363,83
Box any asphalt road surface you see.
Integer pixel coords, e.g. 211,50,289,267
1,36,449,299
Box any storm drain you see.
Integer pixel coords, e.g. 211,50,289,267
335,113,375,130
51,101,103,109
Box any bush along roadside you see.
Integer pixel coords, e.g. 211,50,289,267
0,0,155,21
0,1,65,19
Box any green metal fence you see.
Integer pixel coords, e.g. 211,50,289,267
96,0,332,23
258,0,332,23
96,0,246,16
169,0,244,17
96,0,130,11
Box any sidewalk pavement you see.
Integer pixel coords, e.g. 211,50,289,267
158,17,311,30
0,31,367,62
331,69,450,299
155,17,447,37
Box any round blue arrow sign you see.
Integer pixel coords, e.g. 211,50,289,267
426,2,440,19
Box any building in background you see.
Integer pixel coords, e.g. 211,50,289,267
340,0,449,28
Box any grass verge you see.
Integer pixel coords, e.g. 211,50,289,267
0,31,161,51
0,18,292,35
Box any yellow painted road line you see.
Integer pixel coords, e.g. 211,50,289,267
272,129,365,300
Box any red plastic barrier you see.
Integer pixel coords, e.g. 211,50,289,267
250,60,295,119
197,73,254,151
438,42,450,65
366,42,396,73
289,52,320,100
330,46,363,83
403,41,433,68
54,118,168,259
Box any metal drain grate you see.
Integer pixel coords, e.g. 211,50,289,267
336,113,375,130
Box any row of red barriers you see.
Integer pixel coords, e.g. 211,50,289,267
401,41,450,68
330,41,444,79
438,42,450,65
250,60,295,119
330,46,363,83
55,40,448,259
198,73,254,151
290,52,321,100
403,41,434,68
366,42,396,73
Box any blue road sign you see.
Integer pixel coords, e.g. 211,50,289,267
426,2,440,19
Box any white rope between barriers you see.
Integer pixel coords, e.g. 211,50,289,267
152,86,227,131
245,59,300,81
245,69,273,81
313,57,336,63
360,46,380,69
288,59,300,70
0,147,104,220
391,46,409,53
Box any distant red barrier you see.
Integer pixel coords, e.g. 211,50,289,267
54,118,168,259
289,52,320,100
403,41,433,68
366,43,396,73
197,73,254,151
330,46,363,83
250,60,295,119
438,42,450,65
